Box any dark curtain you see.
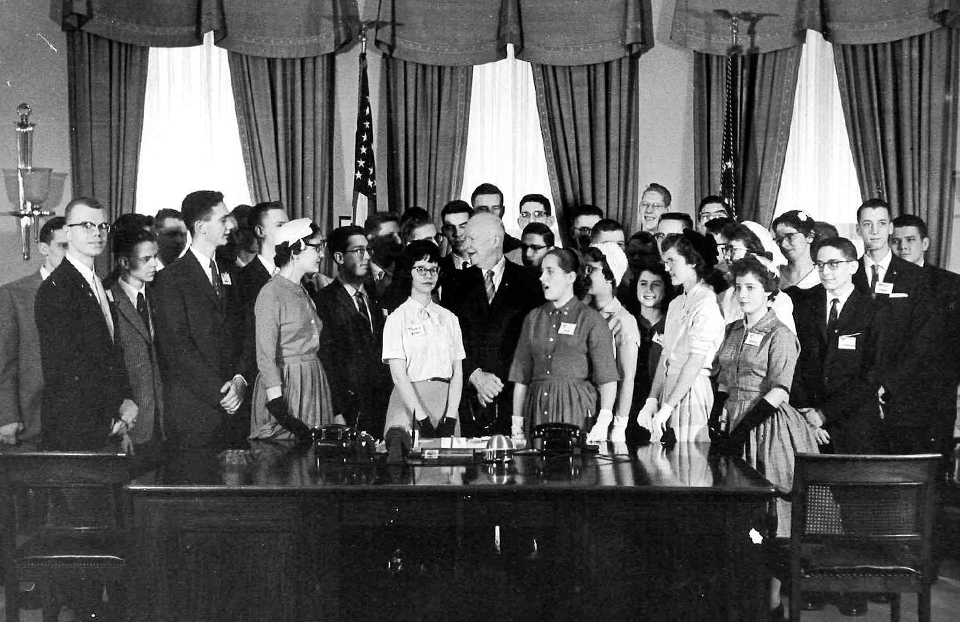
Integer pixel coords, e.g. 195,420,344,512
383,58,472,217
693,47,802,226
532,57,640,238
834,28,960,267
66,31,149,272
228,54,336,232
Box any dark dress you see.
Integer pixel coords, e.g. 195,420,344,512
509,298,618,428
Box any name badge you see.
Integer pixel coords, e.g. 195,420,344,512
652,332,664,346
220,272,232,285
407,324,425,337
744,332,763,347
874,281,893,295
838,334,858,350
559,322,577,335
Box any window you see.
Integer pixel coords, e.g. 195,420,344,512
461,46,558,240
136,33,251,215
775,31,861,240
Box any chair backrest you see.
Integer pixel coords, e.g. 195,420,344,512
0,452,131,536
790,453,940,574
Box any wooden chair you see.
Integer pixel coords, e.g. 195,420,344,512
788,453,941,622
0,452,130,622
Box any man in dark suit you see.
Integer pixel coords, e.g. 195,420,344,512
35,198,137,451
443,212,543,437
109,226,165,476
438,199,474,301
153,191,248,449
364,211,402,302
891,214,960,460
852,199,938,454
471,182,523,259
0,217,68,449
792,237,882,454
315,226,391,438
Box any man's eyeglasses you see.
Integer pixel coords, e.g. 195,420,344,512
304,240,326,251
342,247,369,258
774,232,803,245
413,266,440,277
521,243,548,252
571,226,593,236
518,211,548,221
67,222,111,233
584,265,605,276
815,260,855,272
640,202,665,211
721,245,747,259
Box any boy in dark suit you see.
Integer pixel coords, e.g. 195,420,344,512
0,217,68,449
792,237,882,454
853,199,938,453
315,226,391,438
153,191,248,449
35,198,137,451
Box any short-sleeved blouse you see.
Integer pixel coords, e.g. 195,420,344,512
382,297,465,381
509,298,619,387
661,282,725,376
596,297,641,356
715,310,799,427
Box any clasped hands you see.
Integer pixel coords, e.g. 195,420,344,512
635,398,673,442
470,370,503,406
220,376,247,414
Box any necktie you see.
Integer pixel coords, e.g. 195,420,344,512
92,276,115,341
136,292,152,337
210,259,223,299
355,290,372,333
827,297,839,332
870,264,880,291
484,270,496,304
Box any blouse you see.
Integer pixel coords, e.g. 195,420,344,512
661,282,724,377
718,288,797,334
382,297,465,381
509,298,619,386
254,274,322,390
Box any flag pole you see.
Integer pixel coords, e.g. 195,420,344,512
352,27,377,226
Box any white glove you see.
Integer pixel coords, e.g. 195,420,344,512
610,416,628,442
587,409,614,443
650,403,674,442
635,398,658,429
511,415,526,439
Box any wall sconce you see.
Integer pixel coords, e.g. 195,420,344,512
3,103,66,260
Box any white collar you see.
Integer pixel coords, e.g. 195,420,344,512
863,250,892,274
257,254,276,274
117,276,146,307
65,252,98,284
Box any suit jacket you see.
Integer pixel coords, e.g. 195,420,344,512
109,282,164,445
923,263,960,411
443,262,543,429
239,257,273,388
314,279,391,437
0,272,44,444
853,254,938,427
152,250,246,447
35,260,131,450
792,285,881,453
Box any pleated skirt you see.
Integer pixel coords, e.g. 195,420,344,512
663,373,714,443
523,378,597,428
250,354,333,441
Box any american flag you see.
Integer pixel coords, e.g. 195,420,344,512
353,49,376,224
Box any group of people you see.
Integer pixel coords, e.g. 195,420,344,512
1,186,957,490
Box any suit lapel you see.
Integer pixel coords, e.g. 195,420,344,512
185,251,222,310
834,290,866,336
110,284,151,342
812,288,828,344
59,260,112,342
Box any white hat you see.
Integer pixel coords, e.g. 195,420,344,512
590,241,629,287
742,221,787,267
274,218,314,247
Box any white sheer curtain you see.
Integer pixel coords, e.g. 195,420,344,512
775,31,861,240
461,46,557,240
135,33,251,216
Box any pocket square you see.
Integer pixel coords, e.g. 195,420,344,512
889,292,908,298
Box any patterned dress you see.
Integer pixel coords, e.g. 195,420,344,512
715,309,819,537
659,282,725,442
510,298,618,427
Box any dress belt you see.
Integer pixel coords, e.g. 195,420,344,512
421,377,451,384
283,353,319,363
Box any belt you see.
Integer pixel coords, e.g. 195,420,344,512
424,377,451,384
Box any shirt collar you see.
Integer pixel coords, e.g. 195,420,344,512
39,266,51,281
863,250,892,274
549,296,579,316
257,254,276,274
190,246,214,272
65,252,98,285
826,283,855,309
117,276,146,307
452,253,471,270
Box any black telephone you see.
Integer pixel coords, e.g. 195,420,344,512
315,424,375,462
532,423,593,454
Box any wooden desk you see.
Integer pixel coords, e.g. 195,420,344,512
128,442,777,622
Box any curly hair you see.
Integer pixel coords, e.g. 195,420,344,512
729,255,780,298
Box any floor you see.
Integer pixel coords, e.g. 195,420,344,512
2,560,959,620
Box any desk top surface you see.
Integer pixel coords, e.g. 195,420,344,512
132,441,778,497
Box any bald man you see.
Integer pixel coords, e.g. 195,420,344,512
441,213,543,437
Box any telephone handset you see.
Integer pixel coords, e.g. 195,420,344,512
532,423,593,454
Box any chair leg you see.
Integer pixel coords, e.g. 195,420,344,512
890,592,900,622
4,576,22,622
918,585,931,622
